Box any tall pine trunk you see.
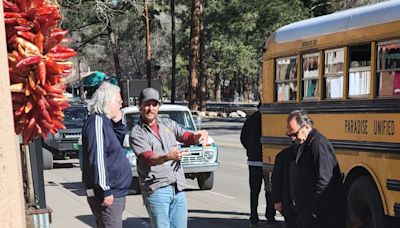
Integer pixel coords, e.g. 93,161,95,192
199,0,206,111
188,0,201,110
107,22,128,105
107,24,122,78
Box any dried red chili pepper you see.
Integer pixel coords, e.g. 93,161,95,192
15,55,41,68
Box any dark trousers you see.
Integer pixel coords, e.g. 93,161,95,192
87,196,126,228
296,211,324,228
296,207,344,228
284,210,298,228
249,166,276,223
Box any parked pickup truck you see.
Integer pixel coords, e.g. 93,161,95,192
122,104,219,194
42,102,88,169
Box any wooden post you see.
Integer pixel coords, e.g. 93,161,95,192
0,1,26,226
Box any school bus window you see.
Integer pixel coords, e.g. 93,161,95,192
377,41,400,97
276,57,297,101
348,44,371,97
324,48,344,99
302,53,319,99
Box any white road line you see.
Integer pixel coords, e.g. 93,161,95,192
186,184,236,200
206,190,236,199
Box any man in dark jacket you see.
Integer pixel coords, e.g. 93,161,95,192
240,103,276,226
286,110,345,228
271,144,299,228
82,81,133,228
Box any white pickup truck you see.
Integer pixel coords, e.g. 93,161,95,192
122,104,219,194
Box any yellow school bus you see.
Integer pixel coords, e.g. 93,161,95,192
261,1,400,227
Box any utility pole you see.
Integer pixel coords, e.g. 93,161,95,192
170,0,176,103
144,0,152,87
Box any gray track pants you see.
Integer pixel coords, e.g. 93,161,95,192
87,196,126,228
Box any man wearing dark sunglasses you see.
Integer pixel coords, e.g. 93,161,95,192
286,110,345,228
286,125,305,143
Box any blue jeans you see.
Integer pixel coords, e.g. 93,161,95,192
144,185,187,228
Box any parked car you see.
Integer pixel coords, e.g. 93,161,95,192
122,104,219,194
42,102,88,169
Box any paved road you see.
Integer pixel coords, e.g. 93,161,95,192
44,118,284,227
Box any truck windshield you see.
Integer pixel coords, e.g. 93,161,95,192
64,107,88,126
125,111,196,131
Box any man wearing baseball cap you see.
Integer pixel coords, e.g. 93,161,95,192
129,87,209,228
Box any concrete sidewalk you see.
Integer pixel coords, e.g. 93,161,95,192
44,162,148,227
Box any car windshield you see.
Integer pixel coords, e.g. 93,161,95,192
63,107,88,126
125,111,196,131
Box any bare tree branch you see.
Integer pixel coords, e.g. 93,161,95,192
75,33,108,51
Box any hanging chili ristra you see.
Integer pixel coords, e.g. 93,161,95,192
3,0,77,144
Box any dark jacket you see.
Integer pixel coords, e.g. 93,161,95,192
82,114,133,199
295,129,345,228
271,144,298,216
240,111,262,161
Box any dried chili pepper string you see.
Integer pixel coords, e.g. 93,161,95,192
4,0,77,144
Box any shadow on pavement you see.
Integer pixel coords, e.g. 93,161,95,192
189,209,250,216
78,215,283,228
188,216,284,228
123,217,151,227
202,125,243,131
76,215,96,227
53,162,75,169
77,215,151,228
60,182,86,196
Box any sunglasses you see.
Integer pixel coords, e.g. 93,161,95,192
286,125,304,138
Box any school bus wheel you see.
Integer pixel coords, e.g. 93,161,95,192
346,176,385,228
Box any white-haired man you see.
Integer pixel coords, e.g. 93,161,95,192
82,81,132,228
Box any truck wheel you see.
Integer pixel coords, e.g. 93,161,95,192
346,176,385,228
129,177,141,195
42,148,53,170
197,172,214,190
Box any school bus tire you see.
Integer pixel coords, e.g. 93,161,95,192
346,175,385,228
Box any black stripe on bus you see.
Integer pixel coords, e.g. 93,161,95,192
395,203,400,218
260,99,400,114
387,179,400,191
261,136,400,153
